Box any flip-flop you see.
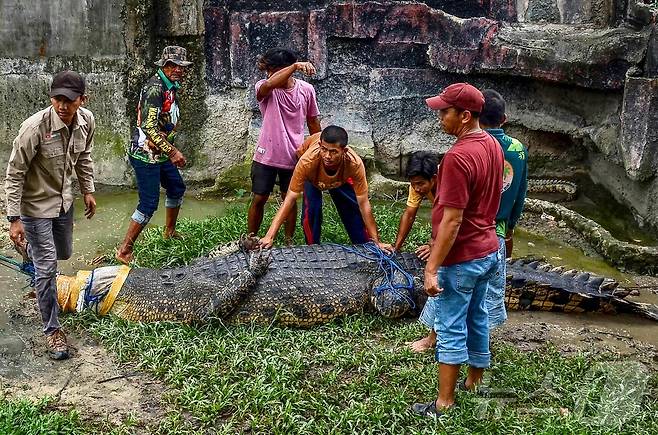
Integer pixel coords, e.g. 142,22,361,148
411,401,453,418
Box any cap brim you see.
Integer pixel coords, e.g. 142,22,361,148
425,95,452,111
154,59,192,67
49,88,81,100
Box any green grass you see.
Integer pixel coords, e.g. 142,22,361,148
12,200,658,433
68,314,658,434
0,396,138,435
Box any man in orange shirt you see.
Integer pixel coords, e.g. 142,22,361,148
259,125,392,252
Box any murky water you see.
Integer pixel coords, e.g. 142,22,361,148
529,174,658,246
0,191,656,346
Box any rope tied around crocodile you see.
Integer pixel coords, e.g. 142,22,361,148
332,242,416,313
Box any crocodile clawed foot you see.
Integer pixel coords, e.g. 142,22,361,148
248,247,272,277
240,233,261,252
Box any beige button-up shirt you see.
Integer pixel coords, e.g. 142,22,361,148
5,106,95,218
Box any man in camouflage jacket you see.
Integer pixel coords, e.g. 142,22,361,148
116,46,191,264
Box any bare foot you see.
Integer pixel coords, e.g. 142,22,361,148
163,230,183,240
408,335,436,353
115,249,134,265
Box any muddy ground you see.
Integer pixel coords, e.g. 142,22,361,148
0,211,657,429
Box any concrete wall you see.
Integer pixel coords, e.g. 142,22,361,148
1,0,657,231
0,0,131,186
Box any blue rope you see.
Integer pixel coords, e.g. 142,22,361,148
330,242,416,310
0,254,35,288
82,269,107,314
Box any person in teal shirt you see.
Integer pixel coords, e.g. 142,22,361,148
480,88,528,328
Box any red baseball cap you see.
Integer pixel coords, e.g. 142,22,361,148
426,83,485,112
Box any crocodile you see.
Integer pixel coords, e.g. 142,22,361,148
524,198,658,275
54,240,658,326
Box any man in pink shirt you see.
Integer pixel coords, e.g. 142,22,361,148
247,48,321,243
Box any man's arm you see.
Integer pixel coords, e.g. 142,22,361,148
259,189,301,248
307,116,321,135
393,206,419,251
508,162,528,231
423,206,463,296
356,193,393,252
256,62,316,101
5,128,39,246
75,112,96,219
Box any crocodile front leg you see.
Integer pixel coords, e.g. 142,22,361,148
196,249,271,322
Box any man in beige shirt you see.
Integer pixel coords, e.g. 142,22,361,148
5,70,96,360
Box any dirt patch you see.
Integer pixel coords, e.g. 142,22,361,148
0,299,167,431
496,311,658,371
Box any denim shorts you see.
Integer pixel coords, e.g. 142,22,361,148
419,237,507,330
130,156,186,223
486,237,507,329
432,250,499,368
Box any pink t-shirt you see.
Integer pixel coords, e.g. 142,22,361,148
254,78,320,170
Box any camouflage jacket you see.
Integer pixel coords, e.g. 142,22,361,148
128,69,180,163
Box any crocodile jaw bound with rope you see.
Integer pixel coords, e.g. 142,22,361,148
52,239,658,326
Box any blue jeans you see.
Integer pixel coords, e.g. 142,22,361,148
129,156,186,225
419,238,507,330
433,250,499,368
301,181,369,244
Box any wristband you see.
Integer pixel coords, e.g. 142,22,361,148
7,216,20,223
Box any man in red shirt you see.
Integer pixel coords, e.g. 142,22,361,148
412,83,503,417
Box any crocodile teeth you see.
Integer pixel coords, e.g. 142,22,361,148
549,266,565,273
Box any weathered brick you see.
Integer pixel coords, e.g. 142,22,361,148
204,6,230,90
229,11,308,87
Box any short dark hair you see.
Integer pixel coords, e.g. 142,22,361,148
259,48,297,70
406,151,439,180
480,89,506,127
320,125,348,147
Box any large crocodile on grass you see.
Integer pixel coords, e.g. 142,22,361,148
53,240,658,326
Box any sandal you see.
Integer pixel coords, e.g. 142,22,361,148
457,378,491,396
411,401,452,418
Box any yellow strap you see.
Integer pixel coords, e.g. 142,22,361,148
56,270,92,313
98,265,132,316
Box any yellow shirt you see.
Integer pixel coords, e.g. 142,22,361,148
406,184,435,208
5,106,95,218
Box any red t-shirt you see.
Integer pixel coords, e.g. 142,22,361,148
431,131,503,266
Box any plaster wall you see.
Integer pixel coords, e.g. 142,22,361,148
0,0,131,187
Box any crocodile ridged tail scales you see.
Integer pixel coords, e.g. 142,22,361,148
527,178,578,201
505,258,658,321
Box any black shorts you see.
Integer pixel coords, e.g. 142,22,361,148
250,160,294,195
